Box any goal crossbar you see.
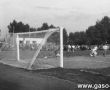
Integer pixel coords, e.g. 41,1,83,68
16,28,59,35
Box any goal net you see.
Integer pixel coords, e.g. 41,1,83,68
0,28,63,69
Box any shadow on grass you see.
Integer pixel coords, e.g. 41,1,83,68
29,67,110,84
0,63,110,90
0,78,20,90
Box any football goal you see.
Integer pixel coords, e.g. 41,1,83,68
0,27,63,70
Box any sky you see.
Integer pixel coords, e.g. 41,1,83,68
1,0,110,38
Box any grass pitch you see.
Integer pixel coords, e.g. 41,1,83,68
0,50,110,69
0,50,110,90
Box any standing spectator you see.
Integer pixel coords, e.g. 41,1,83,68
68,45,71,52
102,44,109,56
72,45,75,52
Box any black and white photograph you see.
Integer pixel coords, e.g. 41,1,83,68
0,0,110,90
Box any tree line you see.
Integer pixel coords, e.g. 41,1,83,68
8,16,110,45
7,20,68,45
8,20,56,33
68,16,110,45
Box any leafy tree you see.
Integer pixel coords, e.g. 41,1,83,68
30,27,37,32
37,23,56,31
86,16,110,45
63,28,68,45
68,32,74,45
49,24,55,28
8,20,17,33
68,31,87,45
8,20,36,33
37,23,49,31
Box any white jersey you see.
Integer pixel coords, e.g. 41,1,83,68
92,46,98,52
68,45,71,48
103,45,109,50
72,45,75,48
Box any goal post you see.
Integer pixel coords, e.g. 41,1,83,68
60,27,63,68
16,34,20,61
16,27,64,69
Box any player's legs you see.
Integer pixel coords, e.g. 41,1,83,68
90,50,94,56
103,50,107,56
94,51,97,56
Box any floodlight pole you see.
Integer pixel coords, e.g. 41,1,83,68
13,26,14,46
60,27,63,68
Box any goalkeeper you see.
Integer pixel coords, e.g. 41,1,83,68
90,46,98,57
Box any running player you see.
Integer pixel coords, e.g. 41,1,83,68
90,45,98,57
